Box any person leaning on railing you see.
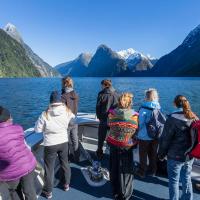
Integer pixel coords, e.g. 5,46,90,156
34,91,75,199
0,106,37,200
61,76,79,162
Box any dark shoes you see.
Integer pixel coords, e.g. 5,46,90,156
147,169,156,177
42,191,52,199
135,170,145,179
96,149,103,160
113,194,126,200
195,183,200,191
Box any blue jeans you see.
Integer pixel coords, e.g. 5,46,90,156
167,159,194,200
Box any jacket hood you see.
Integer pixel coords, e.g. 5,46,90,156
112,108,138,120
48,104,66,116
0,121,13,128
142,101,161,109
171,111,191,122
102,87,115,94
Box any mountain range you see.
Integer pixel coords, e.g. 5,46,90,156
56,24,200,77
55,45,156,77
0,23,59,77
148,25,200,76
1,23,200,77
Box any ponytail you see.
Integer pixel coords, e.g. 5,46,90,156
174,95,196,120
182,100,196,120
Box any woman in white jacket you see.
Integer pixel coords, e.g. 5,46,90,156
35,91,75,199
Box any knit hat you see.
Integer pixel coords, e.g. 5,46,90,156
50,91,62,105
0,106,11,123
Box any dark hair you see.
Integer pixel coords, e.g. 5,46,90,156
0,106,11,122
174,95,196,119
50,91,62,104
101,79,112,88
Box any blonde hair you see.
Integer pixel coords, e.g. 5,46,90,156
118,93,133,109
62,76,73,88
145,88,159,102
174,95,197,120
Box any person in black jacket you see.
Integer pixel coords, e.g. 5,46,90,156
158,95,198,200
96,79,119,160
61,76,79,161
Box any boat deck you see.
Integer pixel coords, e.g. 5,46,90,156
38,153,200,200
26,113,200,200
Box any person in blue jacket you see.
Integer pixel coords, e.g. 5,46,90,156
136,88,161,178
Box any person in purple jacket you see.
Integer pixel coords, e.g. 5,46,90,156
0,106,37,200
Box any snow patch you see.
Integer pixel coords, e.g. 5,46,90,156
4,22,23,43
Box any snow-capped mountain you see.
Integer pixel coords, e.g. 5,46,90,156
117,48,155,72
87,45,127,76
0,29,41,77
4,23,23,43
3,23,59,77
151,24,200,76
117,48,137,59
56,45,157,77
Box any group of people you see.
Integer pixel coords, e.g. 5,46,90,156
96,79,199,200
0,77,199,200
0,76,79,199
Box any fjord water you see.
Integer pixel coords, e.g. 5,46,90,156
0,77,200,129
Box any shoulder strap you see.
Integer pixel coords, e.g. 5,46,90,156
140,106,154,111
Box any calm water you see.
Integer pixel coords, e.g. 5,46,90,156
0,77,200,129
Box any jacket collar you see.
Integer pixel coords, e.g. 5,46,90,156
0,121,13,128
170,109,190,122
102,87,115,94
64,87,73,93
142,101,161,109
171,108,183,113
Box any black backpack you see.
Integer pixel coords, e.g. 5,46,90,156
141,106,166,139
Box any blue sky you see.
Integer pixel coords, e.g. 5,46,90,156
1,0,200,66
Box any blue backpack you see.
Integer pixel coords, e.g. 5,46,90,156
141,106,166,139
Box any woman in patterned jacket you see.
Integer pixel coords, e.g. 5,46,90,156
106,93,139,200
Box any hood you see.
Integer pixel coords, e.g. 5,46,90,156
0,121,13,128
112,108,137,120
142,101,161,109
102,86,115,94
48,104,66,116
171,109,191,122
64,87,74,94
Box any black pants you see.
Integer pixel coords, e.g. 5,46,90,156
97,121,109,153
109,146,134,200
6,170,36,200
43,142,71,193
138,139,158,175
